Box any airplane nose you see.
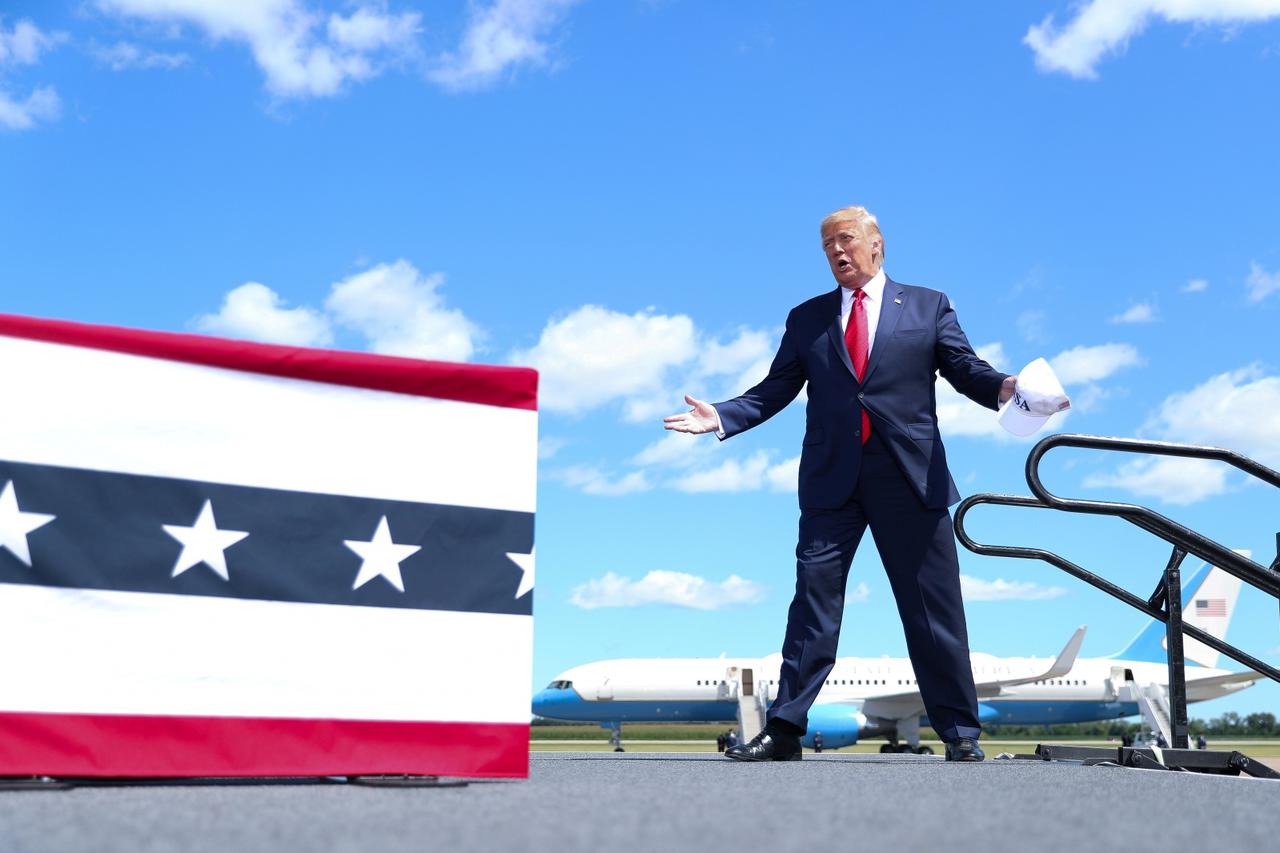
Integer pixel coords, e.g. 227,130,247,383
531,686,583,720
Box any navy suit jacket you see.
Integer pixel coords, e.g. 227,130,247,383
714,278,1005,510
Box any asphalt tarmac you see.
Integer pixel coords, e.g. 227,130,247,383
1,752,1277,853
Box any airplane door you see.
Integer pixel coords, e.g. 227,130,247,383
742,669,755,697
597,678,613,700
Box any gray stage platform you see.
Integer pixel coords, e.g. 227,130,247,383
2,752,1277,853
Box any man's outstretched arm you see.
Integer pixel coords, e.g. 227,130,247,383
663,320,807,438
935,294,1016,410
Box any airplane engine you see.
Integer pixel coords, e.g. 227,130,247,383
801,705,866,749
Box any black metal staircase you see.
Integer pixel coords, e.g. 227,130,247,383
953,433,1280,778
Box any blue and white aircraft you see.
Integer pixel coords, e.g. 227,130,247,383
533,560,1258,752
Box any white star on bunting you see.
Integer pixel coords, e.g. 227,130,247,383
507,547,535,599
345,516,421,593
0,480,55,567
163,499,249,581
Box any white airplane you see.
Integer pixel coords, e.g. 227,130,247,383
533,559,1259,752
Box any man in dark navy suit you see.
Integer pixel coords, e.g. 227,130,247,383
664,206,1015,763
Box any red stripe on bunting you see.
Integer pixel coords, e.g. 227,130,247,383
0,713,529,779
0,313,537,411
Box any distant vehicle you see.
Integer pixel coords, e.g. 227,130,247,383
533,561,1256,752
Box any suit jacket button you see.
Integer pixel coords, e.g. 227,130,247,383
854,430,861,436
858,392,865,399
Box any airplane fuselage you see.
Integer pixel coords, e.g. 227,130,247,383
533,653,1252,730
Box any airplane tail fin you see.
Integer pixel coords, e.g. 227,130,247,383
1181,556,1245,668
1109,553,1246,667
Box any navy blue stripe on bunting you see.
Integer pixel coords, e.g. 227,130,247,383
0,460,533,616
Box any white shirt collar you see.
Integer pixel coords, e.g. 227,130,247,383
842,267,887,306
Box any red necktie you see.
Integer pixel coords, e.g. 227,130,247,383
843,289,871,445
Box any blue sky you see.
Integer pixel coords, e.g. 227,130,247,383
3,1,1279,721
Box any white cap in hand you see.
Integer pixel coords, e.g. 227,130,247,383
997,357,1071,437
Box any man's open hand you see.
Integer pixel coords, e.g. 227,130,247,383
663,394,720,434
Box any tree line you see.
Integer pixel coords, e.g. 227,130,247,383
987,712,1280,738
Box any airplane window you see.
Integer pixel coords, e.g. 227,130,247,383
545,680,573,690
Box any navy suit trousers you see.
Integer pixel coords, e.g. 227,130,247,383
765,430,982,742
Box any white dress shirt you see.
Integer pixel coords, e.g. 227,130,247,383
841,267,887,354
712,268,889,437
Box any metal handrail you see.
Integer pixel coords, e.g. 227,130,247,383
1024,434,1280,598
954,432,1280,751
953,493,1280,684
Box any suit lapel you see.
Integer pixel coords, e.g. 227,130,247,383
861,277,904,385
825,287,857,380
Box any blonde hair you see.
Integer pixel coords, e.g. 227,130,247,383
820,205,885,261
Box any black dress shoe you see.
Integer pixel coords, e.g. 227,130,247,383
724,728,802,762
944,737,985,762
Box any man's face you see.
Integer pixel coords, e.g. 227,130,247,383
821,219,882,289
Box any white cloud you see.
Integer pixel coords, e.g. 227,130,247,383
845,581,871,605
1140,365,1280,466
1246,262,1280,303
960,574,1067,602
675,451,771,493
554,465,652,496
537,436,567,460
195,259,479,360
193,282,333,346
702,327,775,390
513,303,776,424
91,40,190,70
937,342,1141,441
1016,309,1046,342
624,326,777,424
0,18,60,66
936,342,1016,440
1182,278,1209,293
0,85,59,131
515,305,772,422
327,5,420,52
0,18,63,132
1109,302,1157,324
765,455,800,493
569,570,766,610
631,432,714,468
95,0,422,99
430,0,580,91
671,450,798,494
514,305,695,416
1084,365,1280,504
625,433,797,495
325,260,479,361
1070,382,1117,413
1025,0,1280,79
1048,342,1143,384
1083,457,1230,505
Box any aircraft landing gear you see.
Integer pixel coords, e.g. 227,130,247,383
603,722,624,752
882,740,933,754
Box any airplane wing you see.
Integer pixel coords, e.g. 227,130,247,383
859,626,1086,722
1185,670,1262,689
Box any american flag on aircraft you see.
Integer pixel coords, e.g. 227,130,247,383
1195,598,1227,617
0,313,537,779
